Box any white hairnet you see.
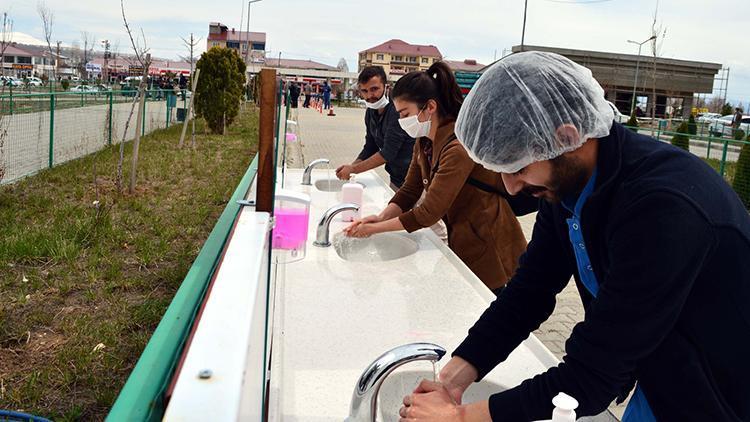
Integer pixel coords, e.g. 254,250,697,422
455,51,614,174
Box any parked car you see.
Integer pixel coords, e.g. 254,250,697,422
94,84,111,92
25,77,43,87
1,76,23,87
708,114,750,137
606,100,631,124
70,84,98,94
697,112,722,124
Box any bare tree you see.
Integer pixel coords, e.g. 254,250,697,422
0,12,12,77
80,31,96,80
37,1,55,83
119,0,151,194
179,33,201,148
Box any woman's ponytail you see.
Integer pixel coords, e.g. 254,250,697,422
391,61,463,121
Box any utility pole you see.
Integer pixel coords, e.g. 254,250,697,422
102,39,111,85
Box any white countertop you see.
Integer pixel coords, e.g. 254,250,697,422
269,169,571,421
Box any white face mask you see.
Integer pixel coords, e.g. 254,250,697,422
365,91,389,109
398,107,431,138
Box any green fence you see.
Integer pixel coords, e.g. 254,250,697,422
0,89,188,184
624,124,750,208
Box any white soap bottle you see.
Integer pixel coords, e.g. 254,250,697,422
532,392,578,422
341,174,363,222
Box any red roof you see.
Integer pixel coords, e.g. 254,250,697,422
264,58,337,71
360,39,442,58
208,23,266,44
1,44,34,57
445,59,485,72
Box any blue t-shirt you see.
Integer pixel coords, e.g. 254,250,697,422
561,168,655,422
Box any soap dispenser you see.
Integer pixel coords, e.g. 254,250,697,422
272,189,311,263
532,392,578,422
341,174,363,222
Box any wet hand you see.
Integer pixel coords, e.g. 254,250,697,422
399,380,463,422
336,165,354,180
346,222,378,238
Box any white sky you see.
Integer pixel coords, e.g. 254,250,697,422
6,0,750,104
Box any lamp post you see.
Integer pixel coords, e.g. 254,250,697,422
627,35,656,115
244,0,263,66
520,0,528,52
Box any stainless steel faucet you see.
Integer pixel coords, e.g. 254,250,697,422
348,343,446,422
313,202,359,247
302,158,330,185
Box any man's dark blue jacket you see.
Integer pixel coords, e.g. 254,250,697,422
454,122,750,421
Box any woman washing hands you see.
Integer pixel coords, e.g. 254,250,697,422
343,62,535,292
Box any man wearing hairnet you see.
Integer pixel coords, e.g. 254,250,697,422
398,52,750,421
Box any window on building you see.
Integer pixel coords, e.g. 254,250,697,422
376,54,384,60
421,57,428,64
409,56,417,63
433,58,438,63
17,56,32,64
360,53,366,60
227,41,240,49
393,55,402,62
212,42,219,47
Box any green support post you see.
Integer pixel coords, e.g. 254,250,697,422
80,92,84,107
8,88,13,115
108,91,113,146
706,136,712,160
719,139,729,176
142,93,147,136
49,93,55,168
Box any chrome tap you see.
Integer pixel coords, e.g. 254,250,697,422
313,202,359,247
302,158,330,185
348,343,446,422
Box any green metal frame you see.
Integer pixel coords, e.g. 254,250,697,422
106,155,259,422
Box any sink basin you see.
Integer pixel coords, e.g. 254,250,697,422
376,369,506,422
375,369,619,422
314,179,365,192
333,233,418,262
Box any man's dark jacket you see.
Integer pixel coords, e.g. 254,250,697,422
357,101,415,187
454,122,750,421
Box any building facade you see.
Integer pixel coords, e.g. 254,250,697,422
358,39,442,79
207,22,266,63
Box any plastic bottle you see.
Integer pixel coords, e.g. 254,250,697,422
531,392,578,422
341,174,363,222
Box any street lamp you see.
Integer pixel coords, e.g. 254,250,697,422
627,35,656,116
244,0,263,67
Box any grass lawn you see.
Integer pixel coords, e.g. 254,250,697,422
0,107,258,420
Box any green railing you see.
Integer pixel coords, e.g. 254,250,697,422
0,89,189,184
624,124,750,209
106,155,259,421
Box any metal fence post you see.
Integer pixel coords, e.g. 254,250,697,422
49,93,55,168
142,92,147,136
706,136,712,160
719,139,729,176
9,89,13,115
108,91,113,146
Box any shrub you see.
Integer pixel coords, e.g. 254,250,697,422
721,103,733,116
733,129,746,141
671,121,690,151
60,79,70,91
194,47,247,134
626,114,638,132
733,137,750,209
687,114,697,135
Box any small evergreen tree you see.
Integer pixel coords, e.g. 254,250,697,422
671,121,690,151
721,103,733,116
733,136,750,209
626,114,639,132
687,114,697,135
734,129,746,141
194,47,246,134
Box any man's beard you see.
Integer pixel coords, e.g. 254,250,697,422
522,154,590,203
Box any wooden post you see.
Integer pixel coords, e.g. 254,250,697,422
129,53,150,194
256,68,277,212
